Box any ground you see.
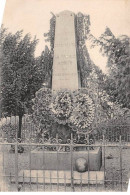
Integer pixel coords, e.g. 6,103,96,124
0,144,130,192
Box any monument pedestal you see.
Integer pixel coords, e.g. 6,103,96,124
11,148,104,186
17,170,105,185
30,147,102,171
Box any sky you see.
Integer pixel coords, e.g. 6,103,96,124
2,0,130,73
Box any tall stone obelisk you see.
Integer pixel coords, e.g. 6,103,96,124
52,11,79,90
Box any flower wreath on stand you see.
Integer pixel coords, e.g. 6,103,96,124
31,88,95,149
50,90,74,125
50,89,95,134
70,89,95,133
31,87,53,137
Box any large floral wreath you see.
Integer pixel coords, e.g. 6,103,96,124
50,90,73,124
50,89,95,132
70,90,95,132
32,88,95,134
31,88,53,132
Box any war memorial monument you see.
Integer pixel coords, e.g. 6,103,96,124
17,11,104,187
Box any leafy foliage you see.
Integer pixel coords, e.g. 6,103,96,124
31,87,53,133
0,123,17,142
44,14,56,52
0,29,49,138
0,26,8,118
75,13,92,86
1,31,38,116
89,27,130,109
36,45,53,88
95,116,130,142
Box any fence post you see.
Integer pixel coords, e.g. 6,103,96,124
103,135,106,189
29,138,32,191
42,133,45,191
87,134,90,191
14,115,18,191
15,141,18,191
56,133,59,191
70,133,74,191
119,135,123,191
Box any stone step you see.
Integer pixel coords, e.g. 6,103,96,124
12,170,105,185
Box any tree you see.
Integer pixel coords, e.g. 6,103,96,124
36,45,53,88
1,30,46,139
0,26,8,118
89,27,130,109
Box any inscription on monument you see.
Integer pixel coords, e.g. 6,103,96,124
52,10,79,90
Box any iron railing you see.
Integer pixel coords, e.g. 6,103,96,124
0,134,130,191
0,115,130,191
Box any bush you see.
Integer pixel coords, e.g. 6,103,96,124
0,123,18,142
95,116,130,141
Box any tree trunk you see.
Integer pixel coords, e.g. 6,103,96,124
18,114,23,139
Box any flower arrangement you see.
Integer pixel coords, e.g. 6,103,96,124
32,88,95,135
31,87,53,133
70,90,95,133
50,89,95,132
50,90,73,125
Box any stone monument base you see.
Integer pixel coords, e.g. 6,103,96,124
15,170,105,185
31,147,102,171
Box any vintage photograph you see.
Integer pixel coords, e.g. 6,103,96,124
0,0,130,192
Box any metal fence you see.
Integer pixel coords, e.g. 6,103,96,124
0,123,130,192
